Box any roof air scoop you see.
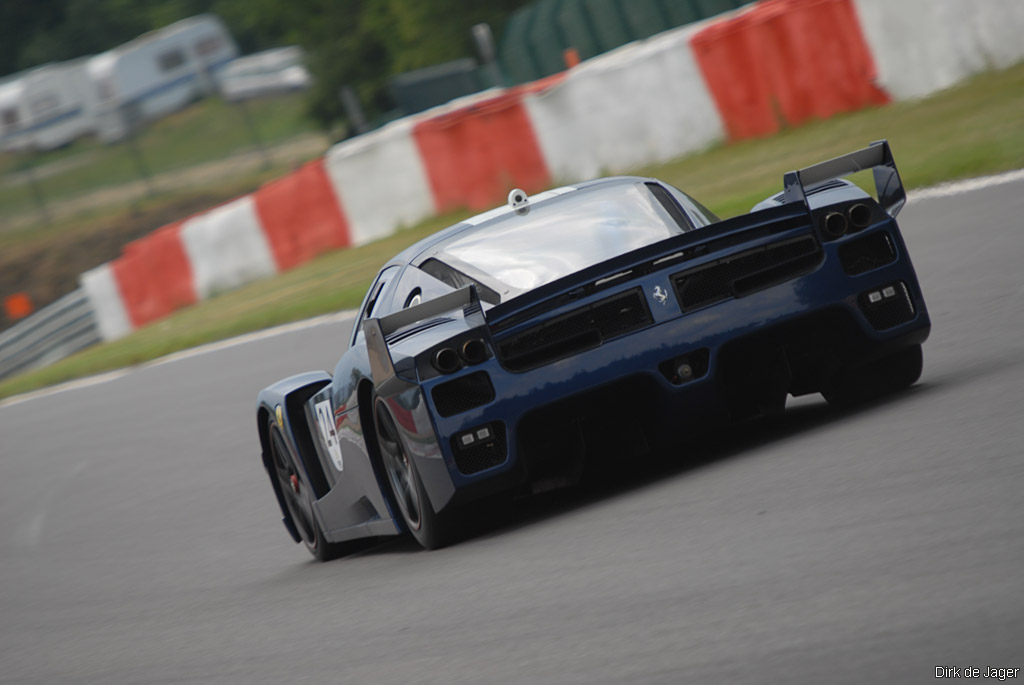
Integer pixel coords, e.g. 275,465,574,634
508,188,530,214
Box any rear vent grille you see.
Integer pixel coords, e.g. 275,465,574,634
839,231,897,275
859,282,915,330
672,236,821,312
452,423,507,475
432,371,494,418
497,288,652,371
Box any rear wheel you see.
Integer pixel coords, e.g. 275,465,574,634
373,398,459,550
823,344,923,408
267,420,348,561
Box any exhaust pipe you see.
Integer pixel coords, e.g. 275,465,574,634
461,338,487,365
822,211,848,239
847,203,872,229
432,348,461,374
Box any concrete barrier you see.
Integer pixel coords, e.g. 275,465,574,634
526,24,723,181
324,119,435,247
80,264,133,341
111,221,196,328
412,91,551,212
854,0,1024,99
692,0,886,138
180,196,277,300
254,158,351,270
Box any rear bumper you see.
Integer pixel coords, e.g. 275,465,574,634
414,222,930,510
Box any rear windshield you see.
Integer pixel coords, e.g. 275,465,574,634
436,182,683,297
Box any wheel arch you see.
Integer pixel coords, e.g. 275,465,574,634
256,371,333,542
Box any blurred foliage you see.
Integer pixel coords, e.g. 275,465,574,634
0,0,529,130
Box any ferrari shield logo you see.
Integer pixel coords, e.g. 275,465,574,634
653,285,668,305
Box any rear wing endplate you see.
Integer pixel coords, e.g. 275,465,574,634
363,285,485,397
783,139,905,217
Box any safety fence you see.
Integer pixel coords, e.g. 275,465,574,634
0,289,100,381
9,0,1018,368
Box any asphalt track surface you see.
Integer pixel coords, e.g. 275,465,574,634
2,180,1023,684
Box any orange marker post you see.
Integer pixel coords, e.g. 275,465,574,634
4,292,33,320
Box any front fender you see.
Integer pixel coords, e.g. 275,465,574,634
257,371,332,541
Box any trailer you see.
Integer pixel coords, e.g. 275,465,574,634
0,59,99,153
87,14,238,142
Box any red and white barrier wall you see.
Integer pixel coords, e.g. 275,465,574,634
81,0,1024,341
524,25,724,181
853,0,1024,99
323,119,433,247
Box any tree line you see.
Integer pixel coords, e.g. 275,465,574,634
1,0,528,129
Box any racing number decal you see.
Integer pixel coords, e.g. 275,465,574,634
314,400,344,472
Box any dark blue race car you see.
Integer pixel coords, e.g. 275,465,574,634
257,141,929,559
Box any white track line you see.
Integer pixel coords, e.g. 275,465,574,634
1,369,135,408
906,168,1024,202
147,310,357,367
3,168,1023,409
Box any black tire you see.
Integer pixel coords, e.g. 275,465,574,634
267,420,349,561
373,398,460,550
823,344,923,409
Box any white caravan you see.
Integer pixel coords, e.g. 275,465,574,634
0,59,100,152
87,14,238,142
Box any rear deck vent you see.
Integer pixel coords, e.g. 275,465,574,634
672,236,821,312
497,288,652,371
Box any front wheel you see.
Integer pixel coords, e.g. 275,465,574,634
373,399,460,550
268,420,350,561
823,344,923,409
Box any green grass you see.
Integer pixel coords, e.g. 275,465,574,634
0,94,321,223
2,63,1024,401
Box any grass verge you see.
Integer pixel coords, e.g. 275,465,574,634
2,63,1024,401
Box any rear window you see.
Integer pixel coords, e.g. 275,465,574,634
436,182,683,297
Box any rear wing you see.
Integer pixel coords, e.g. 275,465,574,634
363,285,485,397
783,140,906,217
